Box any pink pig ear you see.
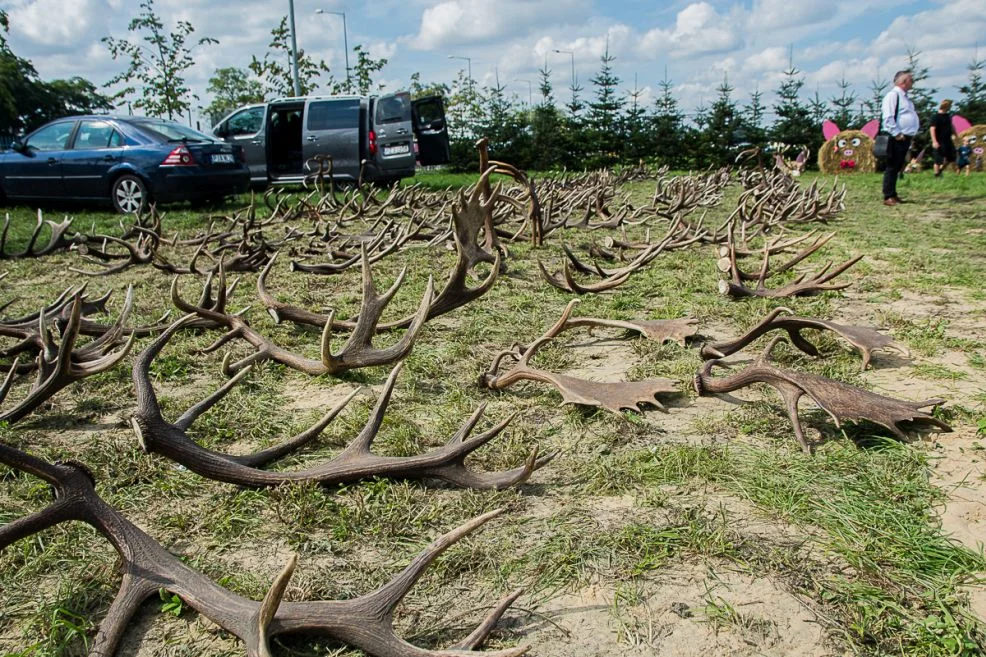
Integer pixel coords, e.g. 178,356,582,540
860,120,880,139
822,120,841,141
953,115,972,133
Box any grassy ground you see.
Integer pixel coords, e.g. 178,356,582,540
0,167,985,656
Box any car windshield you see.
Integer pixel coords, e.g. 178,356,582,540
375,94,411,125
132,120,215,143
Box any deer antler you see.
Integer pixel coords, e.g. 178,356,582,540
700,306,909,370
173,247,433,376
0,211,78,259
718,235,862,298
0,441,529,656
481,302,677,414
131,316,548,489
257,169,502,332
694,337,950,453
0,289,136,423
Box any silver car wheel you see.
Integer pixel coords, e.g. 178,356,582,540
112,175,146,214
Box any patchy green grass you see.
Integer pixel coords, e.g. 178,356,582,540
1,169,985,656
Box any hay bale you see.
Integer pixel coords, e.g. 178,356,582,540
818,130,877,174
954,125,986,172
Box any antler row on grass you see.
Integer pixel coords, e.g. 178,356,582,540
257,169,503,332
700,306,910,370
694,337,950,454
0,440,528,656
131,315,548,489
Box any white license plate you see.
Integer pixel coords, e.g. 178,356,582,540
383,144,410,156
212,153,235,164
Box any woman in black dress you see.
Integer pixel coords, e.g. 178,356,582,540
930,99,956,177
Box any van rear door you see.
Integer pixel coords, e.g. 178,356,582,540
303,97,361,181
412,96,451,166
370,92,415,178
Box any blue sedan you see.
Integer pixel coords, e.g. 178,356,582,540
0,115,250,213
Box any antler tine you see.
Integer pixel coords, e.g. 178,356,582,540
452,588,526,650
357,508,507,619
255,554,299,657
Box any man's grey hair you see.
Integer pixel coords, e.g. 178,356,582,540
894,70,913,84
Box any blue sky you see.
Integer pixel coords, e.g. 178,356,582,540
2,0,985,127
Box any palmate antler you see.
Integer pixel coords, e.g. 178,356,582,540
700,306,910,370
694,337,950,453
131,315,547,489
173,249,433,376
481,301,677,415
0,441,528,656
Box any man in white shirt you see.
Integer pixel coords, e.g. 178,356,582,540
881,70,919,206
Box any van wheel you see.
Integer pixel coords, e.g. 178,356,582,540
111,174,148,214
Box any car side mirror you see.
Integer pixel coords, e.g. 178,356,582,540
11,140,28,154
429,119,445,131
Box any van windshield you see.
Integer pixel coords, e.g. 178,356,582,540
375,94,411,125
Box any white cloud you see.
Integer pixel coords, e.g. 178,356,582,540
639,2,741,59
408,0,591,50
8,0,108,49
744,47,788,73
747,0,831,31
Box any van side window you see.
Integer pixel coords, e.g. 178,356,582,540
227,107,265,136
375,94,411,125
307,99,359,131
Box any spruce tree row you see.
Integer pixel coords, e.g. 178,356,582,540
437,48,986,173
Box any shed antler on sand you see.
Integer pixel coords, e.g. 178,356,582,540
700,306,910,370
694,337,950,453
481,301,678,414
0,441,528,656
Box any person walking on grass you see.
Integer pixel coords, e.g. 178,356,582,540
930,99,956,177
881,70,920,206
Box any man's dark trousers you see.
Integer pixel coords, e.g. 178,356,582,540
883,136,911,200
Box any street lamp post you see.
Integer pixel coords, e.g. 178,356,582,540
552,48,577,108
288,0,301,96
448,55,473,95
315,9,351,93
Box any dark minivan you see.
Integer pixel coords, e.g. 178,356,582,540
212,92,450,187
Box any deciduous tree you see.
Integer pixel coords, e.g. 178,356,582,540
204,67,263,123
102,0,217,120
249,16,332,98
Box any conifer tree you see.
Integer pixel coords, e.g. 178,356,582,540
830,76,858,129
769,51,814,151
905,47,937,127
531,63,564,169
957,54,986,124
742,86,767,148
703,75,743,166
863,77,889,121
652,71,688,169
586,44,624,167
624,74,650,163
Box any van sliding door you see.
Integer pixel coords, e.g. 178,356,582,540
303,98,361,181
